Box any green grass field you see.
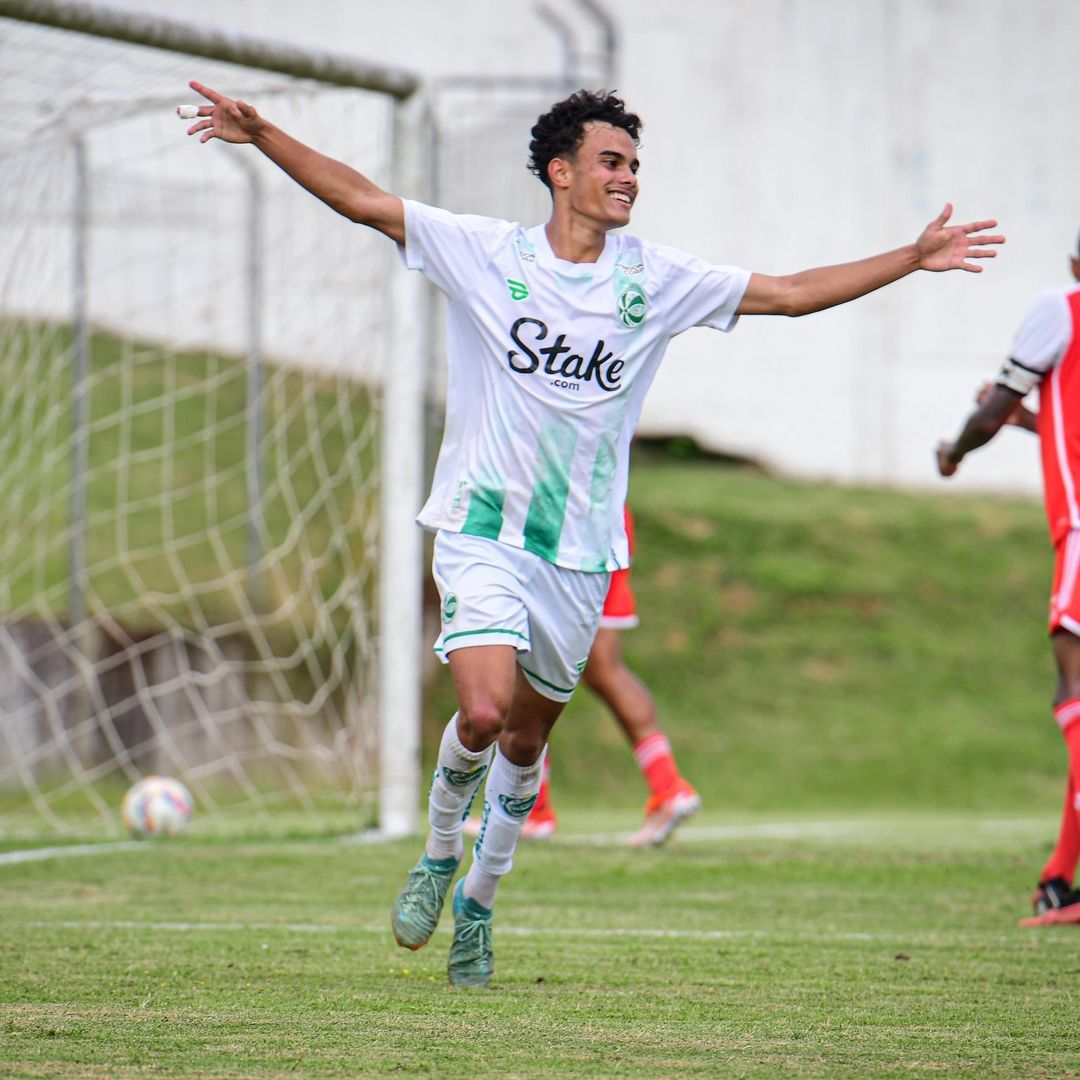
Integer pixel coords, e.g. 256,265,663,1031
3,815,1079,1078
4,376,1079,1075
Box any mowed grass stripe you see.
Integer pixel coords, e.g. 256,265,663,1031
17,917,1080,949
4,819,1079,1077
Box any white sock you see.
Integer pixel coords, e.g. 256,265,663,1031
424,715,494,862
464,745,545,909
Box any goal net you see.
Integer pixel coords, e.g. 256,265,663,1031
0,5,425,839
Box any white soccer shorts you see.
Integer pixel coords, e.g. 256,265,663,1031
431,530,609,702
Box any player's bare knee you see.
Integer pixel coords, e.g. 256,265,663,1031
500,728,546,767
456,702,508,750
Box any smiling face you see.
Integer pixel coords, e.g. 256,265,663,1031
549,121,640,231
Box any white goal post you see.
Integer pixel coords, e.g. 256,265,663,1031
0,0,427,838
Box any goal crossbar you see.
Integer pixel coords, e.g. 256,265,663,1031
0,0,420,99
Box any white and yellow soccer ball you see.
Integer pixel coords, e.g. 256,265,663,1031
121,775,194,838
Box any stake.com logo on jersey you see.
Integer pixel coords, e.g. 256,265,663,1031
505,317,625,393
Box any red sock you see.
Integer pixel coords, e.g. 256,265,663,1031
633,733,681,799
1040,776,1080,884
528,755,553,818
1041,699,1080,884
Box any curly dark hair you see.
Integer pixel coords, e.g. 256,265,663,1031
528,90,643,190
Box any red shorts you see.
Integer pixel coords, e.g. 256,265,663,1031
1049,530,1080,635
601,506,639,630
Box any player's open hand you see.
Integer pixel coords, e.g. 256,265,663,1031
935,440,960,477
916,204,1005,273
181,81,264,144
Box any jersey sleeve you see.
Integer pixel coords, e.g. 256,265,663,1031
648,242,752,337
997,289,1072,395
400,200,516,300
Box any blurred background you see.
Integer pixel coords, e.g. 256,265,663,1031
0,0,1073,841
130,0,1077,493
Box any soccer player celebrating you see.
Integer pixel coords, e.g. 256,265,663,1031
183,82,1003,986
937,237,1080,926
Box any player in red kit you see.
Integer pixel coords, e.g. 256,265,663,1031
937,235,1080,925
521,505,700,846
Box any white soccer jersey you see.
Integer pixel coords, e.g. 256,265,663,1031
996,287,1074,395
401,199,751,572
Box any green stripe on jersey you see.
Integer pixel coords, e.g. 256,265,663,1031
462,482,506,540
581,434,619,572
523,419,577,563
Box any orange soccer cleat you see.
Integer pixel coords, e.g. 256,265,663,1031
629,780,700,848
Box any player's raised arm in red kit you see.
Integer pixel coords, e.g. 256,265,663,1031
180,80,405,243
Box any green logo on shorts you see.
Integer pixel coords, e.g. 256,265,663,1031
617,284,646,328
442,594,458,622
576,658,588,673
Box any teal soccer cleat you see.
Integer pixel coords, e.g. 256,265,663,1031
448,879,494,987
391,854,459,950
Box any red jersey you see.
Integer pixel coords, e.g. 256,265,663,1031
998,284,1080,545
1037,290,1080,544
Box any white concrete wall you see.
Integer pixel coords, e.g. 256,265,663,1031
79,0,1080,494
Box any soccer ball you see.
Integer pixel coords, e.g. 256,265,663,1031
121,775,194,838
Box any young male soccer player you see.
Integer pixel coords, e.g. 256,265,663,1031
182,82,1003,985
937,237,1080,926
516,504,701,846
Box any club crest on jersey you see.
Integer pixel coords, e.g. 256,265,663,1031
506,278,529,301
618,284,647,328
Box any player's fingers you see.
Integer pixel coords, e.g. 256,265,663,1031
190,80,223,103
934,202,954,225
958,220,1000,236
187,119,213,136
237,100,256,118
958,262,984,273
965,247,999,259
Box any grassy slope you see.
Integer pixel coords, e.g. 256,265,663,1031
0,322,378,626
1,322,1064,817
426,446,1061,816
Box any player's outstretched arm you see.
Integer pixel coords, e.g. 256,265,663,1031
181,81,404,244
737,204,1005,317
975,380,1038,432
936,383,1024,478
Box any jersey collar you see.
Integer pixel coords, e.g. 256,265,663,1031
530,223,619,281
